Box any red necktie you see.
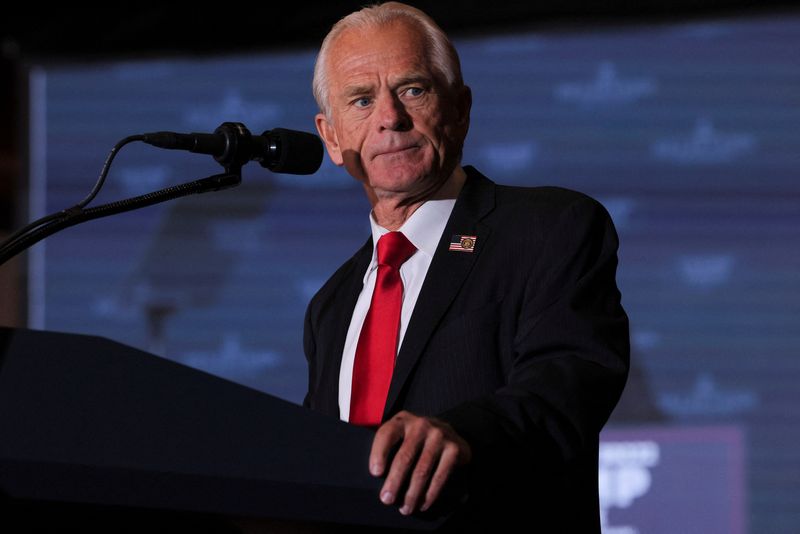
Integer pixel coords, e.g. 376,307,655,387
349,232,417,427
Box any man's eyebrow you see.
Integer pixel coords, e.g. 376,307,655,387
342,85,374,98
340,75,433,99
392,74,432,87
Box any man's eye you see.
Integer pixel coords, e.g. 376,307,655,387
404,87,425,97
353,97,371,108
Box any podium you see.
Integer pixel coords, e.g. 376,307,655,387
0,328,454,532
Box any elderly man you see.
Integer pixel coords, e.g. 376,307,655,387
304,2,629,530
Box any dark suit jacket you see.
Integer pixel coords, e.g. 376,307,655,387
303,166,629,532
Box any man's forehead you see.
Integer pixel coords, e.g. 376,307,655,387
327,21,434,90
329,20,428,65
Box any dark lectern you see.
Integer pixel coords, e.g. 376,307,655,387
0,328,456,532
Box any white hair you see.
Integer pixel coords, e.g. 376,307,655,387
312,2,464,118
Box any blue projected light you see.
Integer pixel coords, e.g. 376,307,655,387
27,14,800,534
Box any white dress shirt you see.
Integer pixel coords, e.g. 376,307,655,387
338,198,457,421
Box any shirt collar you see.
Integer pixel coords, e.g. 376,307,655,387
366,197,457,269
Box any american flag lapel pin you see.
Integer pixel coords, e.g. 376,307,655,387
449,234,477,253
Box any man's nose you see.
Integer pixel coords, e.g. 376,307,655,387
377,92,411,131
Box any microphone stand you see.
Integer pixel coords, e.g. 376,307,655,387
0,171,241,267
0,121,322,268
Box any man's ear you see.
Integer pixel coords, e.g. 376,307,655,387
315,113,344,166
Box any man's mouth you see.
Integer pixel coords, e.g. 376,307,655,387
374,145,419,158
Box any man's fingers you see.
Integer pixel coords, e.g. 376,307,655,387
370,412,472,515
379,418,426,506
400,427,445,515
420,441,460,512
369,415,406,477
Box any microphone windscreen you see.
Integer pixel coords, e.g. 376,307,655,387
267,128,324,175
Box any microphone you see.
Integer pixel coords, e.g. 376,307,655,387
141,122,323,175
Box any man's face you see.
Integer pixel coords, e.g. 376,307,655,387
315,20,471,205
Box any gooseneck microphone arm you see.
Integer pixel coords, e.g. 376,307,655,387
0,172,241,267
0,122,323,267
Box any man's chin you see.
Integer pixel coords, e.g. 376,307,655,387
368,173,431,198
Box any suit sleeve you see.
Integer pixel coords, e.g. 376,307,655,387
437,195,629,473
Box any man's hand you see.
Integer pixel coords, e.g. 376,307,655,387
369,410,472,515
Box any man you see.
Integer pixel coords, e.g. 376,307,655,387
304,3,629,530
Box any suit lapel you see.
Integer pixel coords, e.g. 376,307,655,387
383,167,496,418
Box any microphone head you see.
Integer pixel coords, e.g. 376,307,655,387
262,128,324,175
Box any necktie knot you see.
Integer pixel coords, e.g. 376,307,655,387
377,232,416,270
